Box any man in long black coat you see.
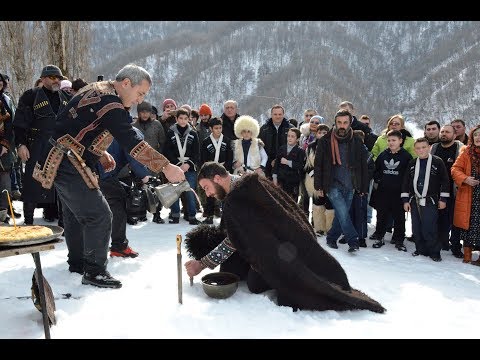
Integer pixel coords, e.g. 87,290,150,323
13,65,71,224
185,162,385,313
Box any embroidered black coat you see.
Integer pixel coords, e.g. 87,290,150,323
33,81,169,191
222,173,386,313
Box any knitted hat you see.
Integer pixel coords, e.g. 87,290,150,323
162,98,177,111
40,65,64,79
310,115,325,124
180,104,192,114
60,80,72,90
137,101,153,114
199,103,213,116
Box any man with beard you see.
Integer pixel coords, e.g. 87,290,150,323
430,124,464,258
424,120,441,145
13,65,71,225
184,162,385,313
314,109,369,252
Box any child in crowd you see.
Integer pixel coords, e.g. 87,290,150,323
402,137,450,261
163,108,201,225
232,115,268,176
371,130,412,251
199,117,233,223
272,128,306,200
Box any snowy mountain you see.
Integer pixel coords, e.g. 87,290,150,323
90,21,480,131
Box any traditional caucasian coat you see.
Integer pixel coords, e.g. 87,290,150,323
187,173,386,313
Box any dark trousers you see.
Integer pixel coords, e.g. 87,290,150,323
350,191,368,240
279,181,300,201
438,195,461,251
100,177,129,251
219,252,271,293
375,189,405,243
54,160,113,275
23,202,36,224
411,199,440,257
298,180,310,216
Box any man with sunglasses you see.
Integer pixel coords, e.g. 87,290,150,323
13,65,72,225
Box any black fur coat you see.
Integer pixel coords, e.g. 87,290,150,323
189,173,385,313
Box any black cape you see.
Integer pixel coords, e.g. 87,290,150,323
221,173,385,313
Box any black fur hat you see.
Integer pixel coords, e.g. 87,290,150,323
184,224,226,260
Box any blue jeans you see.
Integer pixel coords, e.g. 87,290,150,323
170,170,198,219
326,186,359,247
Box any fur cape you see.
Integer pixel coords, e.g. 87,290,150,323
188,173,386,313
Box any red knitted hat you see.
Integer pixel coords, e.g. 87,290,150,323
162,98,177,111
199,103,212,116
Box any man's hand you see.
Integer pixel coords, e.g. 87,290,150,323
404,203,411,212
316,189,324,197
141,175,151,183
180,163,190,172
0,146,7,157
185,259,206,278
17,145,30,162
280,157,288,165
162,163,186,183
99,151,116,172
438,200,446,210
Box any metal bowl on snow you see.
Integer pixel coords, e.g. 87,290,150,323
201,272,240,299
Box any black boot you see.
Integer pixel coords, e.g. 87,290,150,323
152,212,164,224
23,202,35,225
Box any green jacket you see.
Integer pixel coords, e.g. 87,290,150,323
371,135,416,161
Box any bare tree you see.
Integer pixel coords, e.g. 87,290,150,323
0,21,46,103
46,21,66,77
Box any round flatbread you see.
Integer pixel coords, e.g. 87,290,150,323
0,226,54,242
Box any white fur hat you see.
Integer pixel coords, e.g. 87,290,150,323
234,115,260,139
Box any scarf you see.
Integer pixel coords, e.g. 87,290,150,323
302,133,315,151
331,127,353,165
413,154,432,206
174,125,191,163
209,133,224,163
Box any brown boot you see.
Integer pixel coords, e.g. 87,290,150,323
463,247,472,263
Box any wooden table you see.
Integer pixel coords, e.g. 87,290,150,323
0,238,62,339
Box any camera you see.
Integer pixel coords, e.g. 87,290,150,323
97,75,104,81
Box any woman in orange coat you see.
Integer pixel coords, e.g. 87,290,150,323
451,125,480,264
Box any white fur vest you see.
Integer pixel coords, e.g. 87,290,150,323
233,138,263,174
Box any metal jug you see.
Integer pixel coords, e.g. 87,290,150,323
154,180,191,208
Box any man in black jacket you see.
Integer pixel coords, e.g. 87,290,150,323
314,109,369,252
259,104,293,179
32,64,185,288
13,65,71,225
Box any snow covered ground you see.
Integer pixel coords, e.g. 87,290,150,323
0,201,479,339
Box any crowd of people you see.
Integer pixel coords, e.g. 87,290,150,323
1,63,479,296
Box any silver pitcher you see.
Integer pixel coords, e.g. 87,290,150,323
154,180,191,209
